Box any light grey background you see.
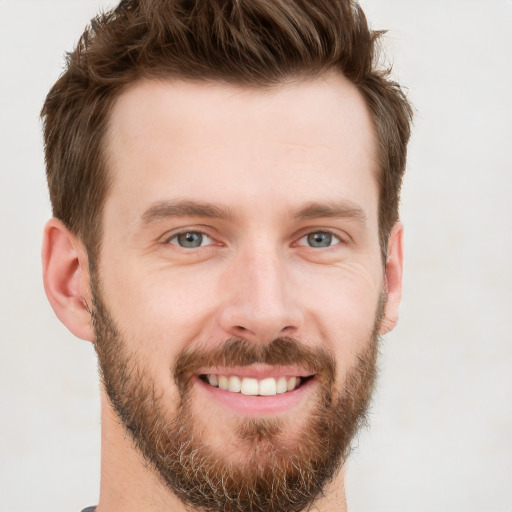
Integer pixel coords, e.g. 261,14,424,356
0,1,511,511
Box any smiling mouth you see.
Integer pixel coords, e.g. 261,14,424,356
198,374,314,396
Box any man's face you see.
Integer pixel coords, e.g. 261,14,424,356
91,74,392,511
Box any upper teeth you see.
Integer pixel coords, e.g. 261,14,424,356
206,375,301,396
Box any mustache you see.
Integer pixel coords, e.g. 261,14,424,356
173,337,336,393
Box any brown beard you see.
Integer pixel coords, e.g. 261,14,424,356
91,279,384,512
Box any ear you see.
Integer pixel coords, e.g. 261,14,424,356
379,221,404,335
42,218,94,341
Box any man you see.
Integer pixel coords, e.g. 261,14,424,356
41,0,412,511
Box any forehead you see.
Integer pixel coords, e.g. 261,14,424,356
104,74,378,227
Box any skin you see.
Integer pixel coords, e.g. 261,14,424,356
42,72,403,512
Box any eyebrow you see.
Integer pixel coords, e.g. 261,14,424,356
140,199,367,225
293,200,367,224
140,200,237,224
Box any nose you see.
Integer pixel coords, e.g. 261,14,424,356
217,246,303,344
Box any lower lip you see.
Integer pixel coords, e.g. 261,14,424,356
195,377,316,416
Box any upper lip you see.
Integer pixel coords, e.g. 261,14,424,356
196,364,315,379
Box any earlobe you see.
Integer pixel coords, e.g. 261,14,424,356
42,218,95,341
379,222,404,335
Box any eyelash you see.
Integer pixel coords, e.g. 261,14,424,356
164,228,347,250
166,231,215,249
296,230,343,248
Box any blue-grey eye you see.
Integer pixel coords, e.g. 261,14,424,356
299,231,339,248
170,231,212,248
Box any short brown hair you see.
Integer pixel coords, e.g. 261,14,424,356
42,0,413,263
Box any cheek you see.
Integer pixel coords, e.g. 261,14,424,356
99,245,383,392
100,260,221,358
297,262,383,374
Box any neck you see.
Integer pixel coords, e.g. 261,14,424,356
96,393,348,512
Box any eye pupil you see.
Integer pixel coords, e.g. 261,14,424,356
307,232,332,247
178,232,203,248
